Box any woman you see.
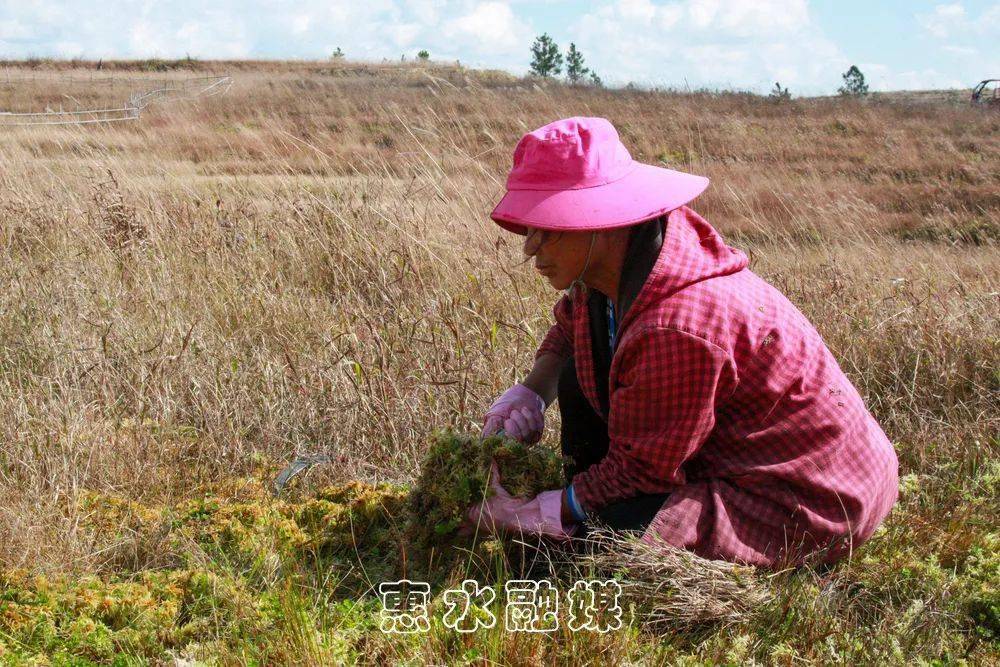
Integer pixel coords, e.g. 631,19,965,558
467,116,899,568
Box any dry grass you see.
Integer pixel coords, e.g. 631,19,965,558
577,528,773,630
0,60,997,663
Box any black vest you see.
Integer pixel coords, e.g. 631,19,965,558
586,216,666,418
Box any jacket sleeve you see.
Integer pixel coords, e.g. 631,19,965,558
534,294,574,361
572,326,737,512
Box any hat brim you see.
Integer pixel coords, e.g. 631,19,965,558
490,163,709,235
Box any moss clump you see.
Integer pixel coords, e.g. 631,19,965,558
962,533,1000,641
297,481,409,557
406,431,565,555
293,481,410,591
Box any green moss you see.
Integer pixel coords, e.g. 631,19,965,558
65,431,564,606
406,431,565,556
291,481,410,592
297,481,409,555
0,569,277,663
31,430,1000,663
2,433,565,661
961,533,1000,641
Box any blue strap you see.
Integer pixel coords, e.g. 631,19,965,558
607,298,617,354
566,483,587,522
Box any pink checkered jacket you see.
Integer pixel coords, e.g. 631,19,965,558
537,206,899,567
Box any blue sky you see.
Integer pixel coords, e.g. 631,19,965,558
1,1,997,95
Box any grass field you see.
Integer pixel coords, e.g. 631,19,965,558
0,60,997,665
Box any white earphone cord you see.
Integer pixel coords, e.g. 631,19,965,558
569,232,597,296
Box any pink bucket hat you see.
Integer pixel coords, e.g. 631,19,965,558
490,116,709,235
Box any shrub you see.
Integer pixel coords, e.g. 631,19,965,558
769,81,791,101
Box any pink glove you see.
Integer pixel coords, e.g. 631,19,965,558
463,462,576,539
482,383,545,444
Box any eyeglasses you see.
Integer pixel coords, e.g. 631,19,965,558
523,228,563,257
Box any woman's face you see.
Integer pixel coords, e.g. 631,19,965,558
523,228,596,290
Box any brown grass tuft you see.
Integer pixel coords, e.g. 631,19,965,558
578,528,773,630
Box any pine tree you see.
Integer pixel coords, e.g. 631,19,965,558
565,43,589,84
332,47,344,59
417,50,430,61
529,34,563,78
589,71,603,88
838,65,868,96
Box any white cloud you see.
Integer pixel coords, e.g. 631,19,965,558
689,0,810,35
619,0,659,23
914,2,1000,83
291,15,312,35
942,44,976,57
443,2,533,56
386,22,423,48
0,19,33,40
0,0,533,67
569,0,845,94
916,3,967,38
916,2,1000,39
891,68,967,91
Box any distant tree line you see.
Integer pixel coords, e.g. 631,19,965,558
527,34,870,98
329,39,871,99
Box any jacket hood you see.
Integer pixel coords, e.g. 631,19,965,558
575,206,749,333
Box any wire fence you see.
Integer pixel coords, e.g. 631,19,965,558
0,74,232,127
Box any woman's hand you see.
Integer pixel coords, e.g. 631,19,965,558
461,461,576,539
482,383,545,444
